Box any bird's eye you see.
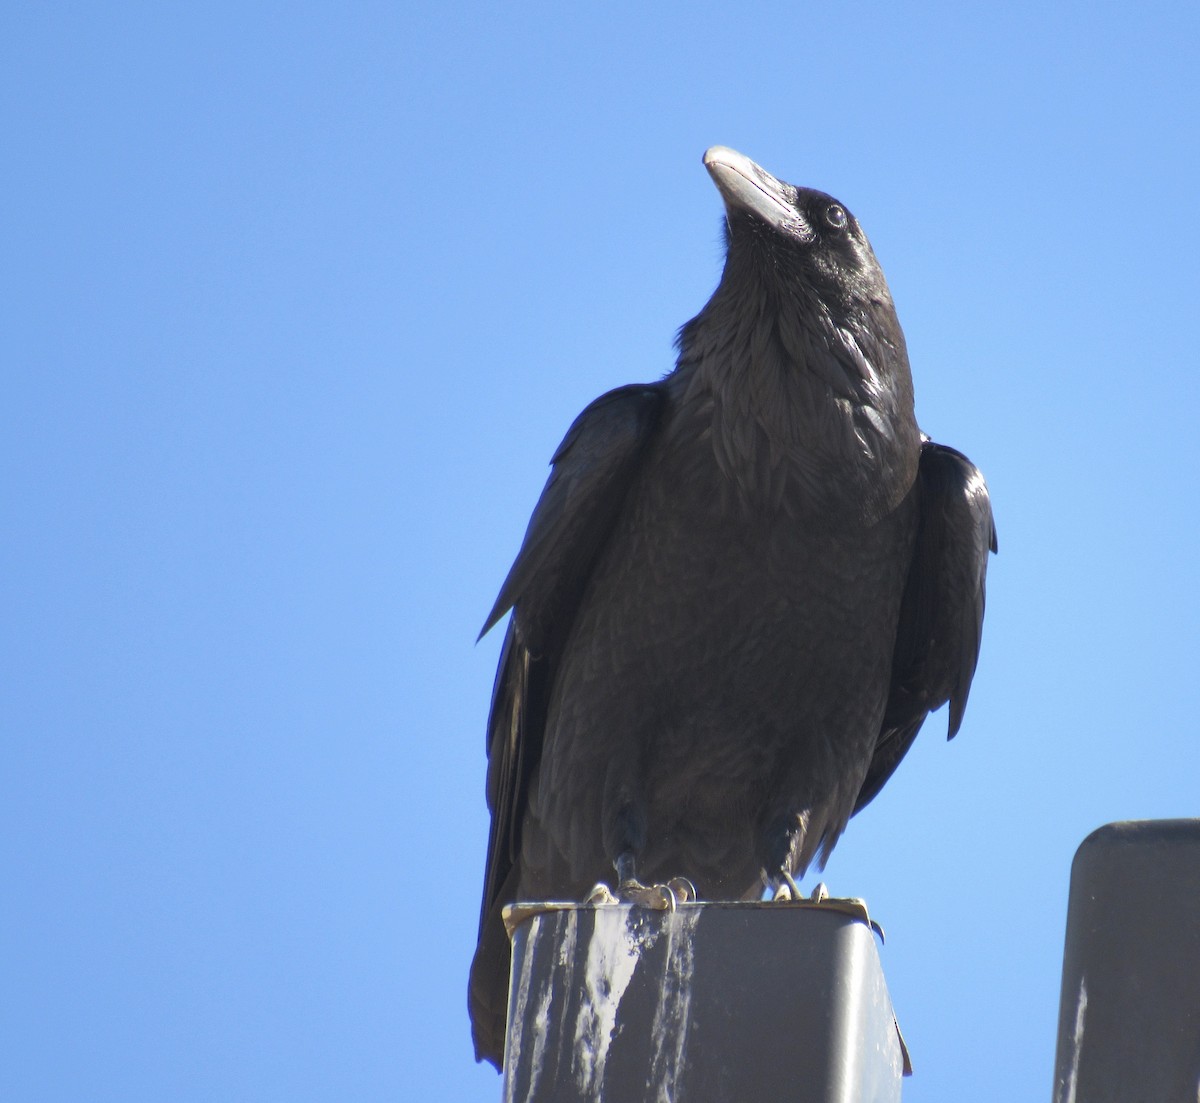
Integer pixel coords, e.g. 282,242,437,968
825,204,847,229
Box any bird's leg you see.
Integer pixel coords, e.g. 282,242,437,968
761,814,808,901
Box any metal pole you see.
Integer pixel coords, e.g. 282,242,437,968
1052,819,1200,1103
502,898,908,1103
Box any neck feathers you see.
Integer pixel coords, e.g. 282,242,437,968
674,284,918,524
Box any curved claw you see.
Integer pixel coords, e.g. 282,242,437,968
667,876,697,903
584,882,618,905
772,871,803,901
767,878,886,942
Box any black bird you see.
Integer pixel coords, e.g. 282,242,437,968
469,147,995,1068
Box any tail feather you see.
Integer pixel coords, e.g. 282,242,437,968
468,869,519,1069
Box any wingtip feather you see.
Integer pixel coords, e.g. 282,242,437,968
478,601,510,643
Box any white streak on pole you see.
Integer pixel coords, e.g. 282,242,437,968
572,908,654,1099
648,907,700,1102
1061,977,1088,1103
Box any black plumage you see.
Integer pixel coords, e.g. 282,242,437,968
469,147,996,1068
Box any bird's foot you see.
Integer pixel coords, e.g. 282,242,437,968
771,874,829,903
618,875,696,911
769,878,884,939
585,873,696,911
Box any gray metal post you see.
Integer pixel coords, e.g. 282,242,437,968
1051,819,1200,1103
501,899,908,1103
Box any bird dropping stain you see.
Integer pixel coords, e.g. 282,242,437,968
647,908,700,1102
571,907,649,1095
1061,976,1088,1103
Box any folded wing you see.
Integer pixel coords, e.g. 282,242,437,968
855,440,997,814
470,383,665,1065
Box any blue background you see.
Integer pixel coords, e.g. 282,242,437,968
4,3,1197,1100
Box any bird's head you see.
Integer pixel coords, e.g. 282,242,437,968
701,145,892,320
680,146,911,409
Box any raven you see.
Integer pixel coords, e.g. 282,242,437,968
469,147,995,1068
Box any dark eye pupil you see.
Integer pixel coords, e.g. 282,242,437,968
826,205,846,228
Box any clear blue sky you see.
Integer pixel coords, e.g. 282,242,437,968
4,3,1198,1100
